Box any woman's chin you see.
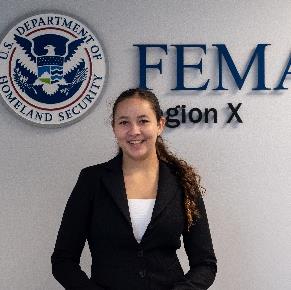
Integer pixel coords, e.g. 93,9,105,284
121,141,156,161
124,149,149,161
129,152,147,161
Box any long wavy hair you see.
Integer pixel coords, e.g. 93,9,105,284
111,88,205,231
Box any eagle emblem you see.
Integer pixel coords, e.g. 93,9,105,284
13,34,88,103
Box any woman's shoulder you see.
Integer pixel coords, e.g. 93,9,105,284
80,153,122,175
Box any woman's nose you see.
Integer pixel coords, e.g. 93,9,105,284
128,123,141,135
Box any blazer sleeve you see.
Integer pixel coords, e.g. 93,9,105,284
171,196,217,290
51,169,104,290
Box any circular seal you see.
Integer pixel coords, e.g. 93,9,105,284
0,13,106,126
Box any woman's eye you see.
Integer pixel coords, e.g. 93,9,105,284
140,119,149,124
119,121,128,125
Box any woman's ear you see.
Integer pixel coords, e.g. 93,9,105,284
157,116,166,136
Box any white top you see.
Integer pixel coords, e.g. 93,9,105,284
128,198,156,243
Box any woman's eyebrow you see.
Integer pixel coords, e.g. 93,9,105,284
117,116,129,120
117,114,149,120
137,115,149,118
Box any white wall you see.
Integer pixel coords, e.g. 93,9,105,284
0,1,290,289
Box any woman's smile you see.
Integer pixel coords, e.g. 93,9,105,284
128,140,145,144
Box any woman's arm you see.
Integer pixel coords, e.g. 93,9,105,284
51,169,104,290
172,196,217,290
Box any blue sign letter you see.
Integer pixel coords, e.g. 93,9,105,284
274,55,291,90
213,44,270,90
133,44,167,89
171,44,209,90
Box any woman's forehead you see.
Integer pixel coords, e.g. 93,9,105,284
115,98,154,116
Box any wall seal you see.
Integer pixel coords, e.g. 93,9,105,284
0,13,106,127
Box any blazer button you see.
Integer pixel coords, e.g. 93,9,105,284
137,250,143,257
139,269,146,278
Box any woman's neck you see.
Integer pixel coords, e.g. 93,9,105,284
122,152,159,175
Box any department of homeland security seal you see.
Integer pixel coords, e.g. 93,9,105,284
0,13,106,126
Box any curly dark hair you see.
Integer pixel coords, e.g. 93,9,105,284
111,88,205,231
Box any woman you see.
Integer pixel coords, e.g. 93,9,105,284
51,88,217,290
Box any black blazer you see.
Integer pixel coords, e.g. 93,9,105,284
51,153,217,290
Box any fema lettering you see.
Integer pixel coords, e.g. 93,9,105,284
0,13,106,127
134,44,291,90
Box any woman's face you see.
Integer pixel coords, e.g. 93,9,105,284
112,96,165,161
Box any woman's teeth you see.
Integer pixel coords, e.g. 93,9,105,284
128,140,144,144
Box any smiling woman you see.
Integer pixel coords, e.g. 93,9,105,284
112,96,165,162
51,88,217,290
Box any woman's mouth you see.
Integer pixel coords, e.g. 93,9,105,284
127,140,145,145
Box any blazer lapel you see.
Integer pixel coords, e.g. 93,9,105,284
100,153,132,226
100,153,181,234
150,160,179,224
